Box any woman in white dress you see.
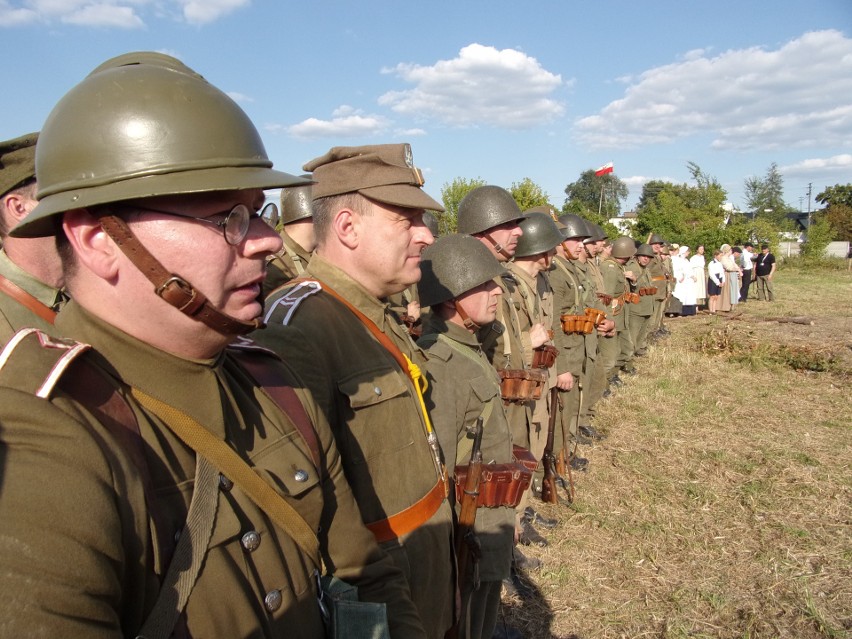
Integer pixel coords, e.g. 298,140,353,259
690,245,707,307
673,246,698,315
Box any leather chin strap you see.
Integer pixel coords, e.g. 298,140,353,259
97,214,263,336
484,233,512,261
453,300,480,331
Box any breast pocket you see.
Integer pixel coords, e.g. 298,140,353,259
338,366,416,465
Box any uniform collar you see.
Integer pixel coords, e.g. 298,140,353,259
0,248,65,310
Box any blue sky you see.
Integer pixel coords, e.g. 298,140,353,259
1,0,850,213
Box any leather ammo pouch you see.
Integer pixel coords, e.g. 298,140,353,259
624,292,641,304
453,446,537,508
584,307,607,327
638,286,658,296
596,292,613,305
560,314,595,335
498,368,547,402
531,344,558,368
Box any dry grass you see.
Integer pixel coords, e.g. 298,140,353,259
497,267,852,638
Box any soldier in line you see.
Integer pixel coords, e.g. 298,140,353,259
256,143,455,639
418,234,516,639
601,237,636,384
0,53,424,637
647,233,670,338
582,223,618,406
626,243,657,358
0,132,67,341
263,177,316,293
549,213,594,470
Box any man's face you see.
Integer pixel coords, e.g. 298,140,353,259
356,200,434,297
126,188,281,323
638,255,652,267
697,246,705,255
481,220,522,261
762,247,770,254
651,242,663,255
456,279,501,326
563,237,585,259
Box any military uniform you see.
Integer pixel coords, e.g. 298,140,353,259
572,256,602,424
419,317,514,639
0,302,424,638
264,229,312,293
626,256,655,356
648,255,668,332
257,254,455,639
600,254,632,378
0,248,65,342
585,252,613,406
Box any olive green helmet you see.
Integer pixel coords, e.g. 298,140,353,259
583,221,607,242
422,210,439,238
635,243,655,258
514,212,564,258
280,176,314,225
648,233,666,245
557,213,591,240
612,236,638,259
457,185,524,235
418,234,503,307
15,51,308,238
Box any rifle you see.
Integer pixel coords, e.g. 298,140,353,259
446,418,484,639
540,387,560,505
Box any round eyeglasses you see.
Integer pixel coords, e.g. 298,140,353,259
127,201,279,246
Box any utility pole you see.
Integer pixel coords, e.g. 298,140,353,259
807,183,813,229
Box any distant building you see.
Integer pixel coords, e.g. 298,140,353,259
609,210,638,234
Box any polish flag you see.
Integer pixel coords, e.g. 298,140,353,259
595,162,614,176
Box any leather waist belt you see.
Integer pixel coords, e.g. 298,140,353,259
366,479,445,543
650,275,667,282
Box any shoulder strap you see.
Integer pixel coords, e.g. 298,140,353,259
0,274,57,324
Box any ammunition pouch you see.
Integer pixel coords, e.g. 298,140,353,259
453,446,536,508
638,286,658,296
623,292,641,304
584,307,607,327
498,368,547,402
559,314,595,335
531,344,558,369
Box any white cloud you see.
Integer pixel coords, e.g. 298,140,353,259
0,0,247,27
286,106,389,139
395,128,427,137
780,154,852,176
62,3,143,28
177,0,248,25
575,30,852,152
226,91,254,104
379,43,566,129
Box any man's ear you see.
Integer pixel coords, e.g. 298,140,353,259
330,207,362,250
1,192,35,227
62,209,122,279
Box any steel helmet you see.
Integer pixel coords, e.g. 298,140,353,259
514,212,564,258
418,234,503,307
584,221,607,242
557,213,591,240
280,176,314,225
457,185,524,235
611,236,638,259
635,243,655,258
648,233,666,245
15,51,307,237
422,210,440,238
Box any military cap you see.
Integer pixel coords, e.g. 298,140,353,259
303,143,444,212
0,132,38,198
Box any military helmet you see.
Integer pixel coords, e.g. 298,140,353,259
648,233,666,245
422,210,440,237
280,176,313,225
15,51,308,238
612,236,638,259
418,234,503,307
557,213,590,240
457,185,524,235
635,243,655,258
514,212,564,258
584,221,607,242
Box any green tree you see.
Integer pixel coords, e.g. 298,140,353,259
816,184,852,241
744,162,792,226
510,177,550,212
439,177,486,235
563,169,628,222
799,215,835,260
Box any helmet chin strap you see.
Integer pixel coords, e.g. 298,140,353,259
484,233,513,261
452,299,480,331
97,213,263,336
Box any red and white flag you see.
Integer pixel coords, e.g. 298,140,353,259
594,161,614,176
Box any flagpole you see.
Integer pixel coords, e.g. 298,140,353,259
598,183,604,217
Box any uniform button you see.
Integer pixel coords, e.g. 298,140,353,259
264,589,283,612
294,469,309,483
219,474,233,491
373,386,382,396
241,530,261,552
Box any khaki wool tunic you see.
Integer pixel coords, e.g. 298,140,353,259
263,228,313,294
0,302,423,638
0,248,65,343
257,254,455,639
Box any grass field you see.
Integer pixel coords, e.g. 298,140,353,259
498,266,852,639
